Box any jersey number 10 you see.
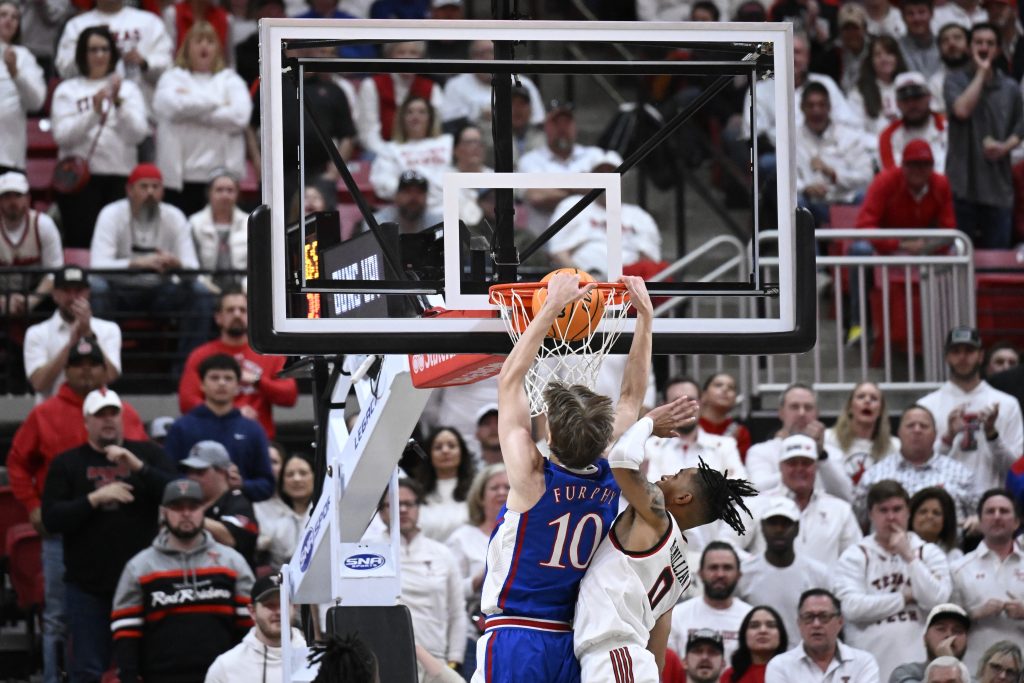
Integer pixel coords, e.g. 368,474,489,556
539,512,605,570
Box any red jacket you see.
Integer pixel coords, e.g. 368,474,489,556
855,167,957,254
7,383,147,513
178,340,297,438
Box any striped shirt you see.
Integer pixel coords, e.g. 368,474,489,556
853,452,976,524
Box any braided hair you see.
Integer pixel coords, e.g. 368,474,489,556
308,632,378,683
696,456,757,536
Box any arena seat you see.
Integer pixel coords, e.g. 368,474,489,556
26,119,57,158
0,486,29,567
5,523,43,612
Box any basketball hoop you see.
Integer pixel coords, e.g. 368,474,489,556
489,282,632,416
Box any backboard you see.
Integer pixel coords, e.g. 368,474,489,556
248,19,815,356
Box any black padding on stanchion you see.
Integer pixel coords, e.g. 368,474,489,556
326,605,418,682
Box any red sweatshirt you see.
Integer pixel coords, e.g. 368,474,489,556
7,383,147,513
178,340,297,438
855,167,957,254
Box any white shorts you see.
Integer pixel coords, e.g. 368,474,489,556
579,643,659,683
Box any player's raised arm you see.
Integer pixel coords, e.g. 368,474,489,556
497,272,596,507
610,276,655,443
607,397,699,530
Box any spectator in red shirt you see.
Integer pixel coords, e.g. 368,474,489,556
178,286,297,438
6,337,146,683
845,139,957,344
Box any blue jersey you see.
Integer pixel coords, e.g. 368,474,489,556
479,458,620,623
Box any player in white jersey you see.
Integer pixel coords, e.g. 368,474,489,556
574,400,758,682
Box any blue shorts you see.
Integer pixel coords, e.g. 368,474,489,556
472,628,580,683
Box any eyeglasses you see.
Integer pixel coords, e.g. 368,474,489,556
798,612,839,624
987,662,1021,679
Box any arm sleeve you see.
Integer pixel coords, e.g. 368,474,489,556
855,177,901,254
446,554,468,664
838,505,865,557
818,446,854,502
15,49,47,112
908,543,952,611
232,556,255,634
89,208,131,269
51,83,103,147
22,323,49,377
40,455,95,535
153,69,219,121
240,426,275,503
38,216,65,269
832,544,907,623
356,78,384,153
139,16,174,84
745,443,781,493
172,211,200,268
207,72,253,131
369,145,401,200
112,82,151,146
111,560,146,683
55,21,80,78
95,321,123,374
6,415,44,512
257,356,298,407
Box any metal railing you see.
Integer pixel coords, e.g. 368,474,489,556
669,228,976,416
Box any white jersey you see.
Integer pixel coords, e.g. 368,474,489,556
574,512,690,655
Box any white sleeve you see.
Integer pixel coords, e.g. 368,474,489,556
818,445,855,502
112,81,151,145
764,659,787,683
369,145,402,200
720,439,748,480
745,442,781,493
207,72,253,131
608,417,654,471
356,77,384,154
38,215,65,269
832,544,906,623
22,323,49,377
440,78,471,122
523,76,545,125
445,553,468,664
55,18,81,78
51,82,103,148
153,69,219,122
90,206,131,269
95,321,123,373
908,543,952,611
15,49,47,113
171,210,199,268
838,505,865,557
139,13,174,84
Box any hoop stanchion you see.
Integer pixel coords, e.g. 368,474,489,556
489,282,632,416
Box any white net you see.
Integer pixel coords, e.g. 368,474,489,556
490,284,633,416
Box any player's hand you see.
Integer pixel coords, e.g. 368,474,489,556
105,445,143,472
647,396,699,438
542,272,595,312
88,481,134,507
619,275,653,320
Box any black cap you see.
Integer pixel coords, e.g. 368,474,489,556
945,326,981,351
397,170,428,189
510,84,531,101
686,629,724,653
54,266,89,289
67,337,104,366
251,574,282,603
546,99,574,118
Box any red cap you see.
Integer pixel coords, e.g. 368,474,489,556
128,163,163,185
902,139,934,165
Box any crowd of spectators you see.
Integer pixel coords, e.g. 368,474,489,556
1,0,1024,681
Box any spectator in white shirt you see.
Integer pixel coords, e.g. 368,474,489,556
950,489,1024,674
746,383,854,502
89,163,213,367
547,150,664,280
826,381,901,486
153,21,251,217
254,452,312,571
23,265,121,398
765,588,880,683
517,100,604,235
932,0,989,33
864,0,908,37
737,496,830,642
877,72,949,171
917,326,1023,497
0,0,45,173
413,426,475,542
848,36,908,155
668,542,753,664
375,478,466,671
369,95,453,215
440,40,544,129
354,40,444,155
55,0,173,122
974,642,1023,683
834,480,953,680
796,82,874,228
189,170,248,292
51,26,149,248
0,171,62,315
445,464,508,679
855,405,977,526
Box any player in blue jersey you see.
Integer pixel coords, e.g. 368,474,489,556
472,273,656,683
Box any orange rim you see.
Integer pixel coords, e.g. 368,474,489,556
488,282,630,308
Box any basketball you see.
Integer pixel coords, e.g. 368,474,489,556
532,269,604,342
